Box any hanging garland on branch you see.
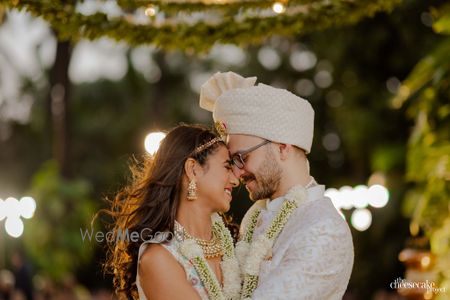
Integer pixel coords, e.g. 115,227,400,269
3,0,400,52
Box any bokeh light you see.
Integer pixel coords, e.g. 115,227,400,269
19,196,37,219
368,184,389,208
258,46,281,70
351,208,372,231
290,50,317,72
5,216,24,238
326,183,390,231
322,132,341,151
1,196,36,237
272,2,286,14
4,197,20,219
352,185,369,209
144,131,166,155
144,5,157,17
314,70,333,88
368,172,386,186
295,79,315,97
339,186,354,209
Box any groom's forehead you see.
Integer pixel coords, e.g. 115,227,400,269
226,134,260,153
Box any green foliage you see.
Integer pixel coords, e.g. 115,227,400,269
371,144,406,172
394,5,450,293
0,0,441,296
3,0,401,52
432,3,450,35
22,160,97,281
394,38,450,234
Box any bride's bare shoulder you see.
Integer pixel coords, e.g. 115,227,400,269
139,243,181,275
138,244,201,300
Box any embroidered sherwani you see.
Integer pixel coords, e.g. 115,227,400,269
240,185,354,300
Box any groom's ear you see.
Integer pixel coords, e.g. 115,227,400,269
277,143,294,161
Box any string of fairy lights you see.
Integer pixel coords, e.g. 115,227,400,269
2,0,401,52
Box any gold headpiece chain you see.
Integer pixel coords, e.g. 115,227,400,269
192,137,224,155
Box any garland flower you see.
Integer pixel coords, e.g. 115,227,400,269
236,185,308,299
180,214,241,300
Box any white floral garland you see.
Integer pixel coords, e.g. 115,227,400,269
180,214,241,300
235,185,308,299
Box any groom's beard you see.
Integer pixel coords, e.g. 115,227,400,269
245,150,282,201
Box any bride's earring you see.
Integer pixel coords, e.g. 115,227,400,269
187,179,197,201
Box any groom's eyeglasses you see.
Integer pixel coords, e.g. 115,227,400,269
228,140,271,169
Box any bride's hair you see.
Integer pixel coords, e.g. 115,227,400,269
102,124,225,299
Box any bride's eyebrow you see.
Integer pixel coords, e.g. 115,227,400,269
223,159,233,165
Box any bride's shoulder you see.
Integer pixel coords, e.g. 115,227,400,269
137,243,203,300
139,243,184,278
140,244,171,267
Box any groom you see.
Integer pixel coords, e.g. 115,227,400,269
200,72,354,299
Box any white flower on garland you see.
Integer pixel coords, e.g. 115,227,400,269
235,241,250,274
180,239,204,259
242,236,272,275
221,257,241,298
179,214,241,300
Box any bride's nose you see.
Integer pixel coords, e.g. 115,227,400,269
229,172,239,187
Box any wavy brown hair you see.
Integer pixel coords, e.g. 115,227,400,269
102,124,225,299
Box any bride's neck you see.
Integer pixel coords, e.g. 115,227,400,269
176,200,213,240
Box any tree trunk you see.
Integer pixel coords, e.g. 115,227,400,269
48,39,72,178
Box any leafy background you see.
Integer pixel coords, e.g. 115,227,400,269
0,0,449,298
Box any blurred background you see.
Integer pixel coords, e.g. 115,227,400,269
0,0,449,299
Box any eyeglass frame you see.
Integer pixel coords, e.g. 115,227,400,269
228,139,271,169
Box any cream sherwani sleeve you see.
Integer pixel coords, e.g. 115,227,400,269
241,186,354,300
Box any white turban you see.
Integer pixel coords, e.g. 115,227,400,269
199,72,315,154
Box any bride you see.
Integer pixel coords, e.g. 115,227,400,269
104,124,241,300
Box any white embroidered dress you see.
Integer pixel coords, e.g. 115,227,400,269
136,234,210,300
240,184,354,300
